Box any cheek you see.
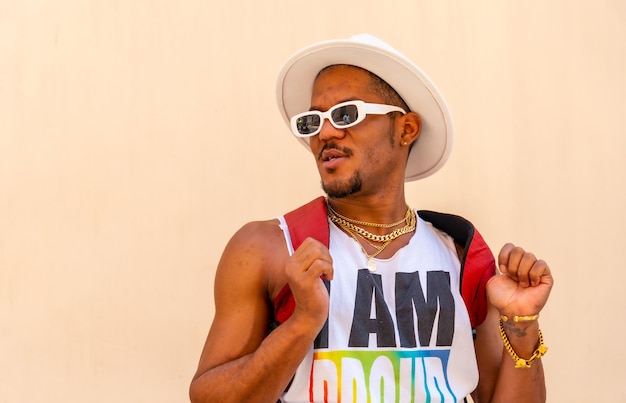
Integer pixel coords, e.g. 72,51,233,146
308,138,322,158
363,146,385,166
363,134,399,167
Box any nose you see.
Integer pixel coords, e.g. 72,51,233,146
317,118,346,142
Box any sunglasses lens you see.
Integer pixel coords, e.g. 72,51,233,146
331,104,359,126
295,114,321,135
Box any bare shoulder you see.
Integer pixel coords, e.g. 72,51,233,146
216,218,289,294
222,219,286,259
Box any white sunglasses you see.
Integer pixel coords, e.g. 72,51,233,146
290,100,406,138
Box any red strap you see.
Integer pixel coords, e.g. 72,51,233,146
284,196,329,250
460,229,495,328
273,197,328,324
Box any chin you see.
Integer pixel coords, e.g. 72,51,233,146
321,174,363,199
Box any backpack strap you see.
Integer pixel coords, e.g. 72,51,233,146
273,199,496,329
272,197,329,324
417,211,496,328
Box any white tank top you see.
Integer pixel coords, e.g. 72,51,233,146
277,213,478,402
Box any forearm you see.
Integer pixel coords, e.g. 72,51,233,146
189,318,317,403
490,321,546,402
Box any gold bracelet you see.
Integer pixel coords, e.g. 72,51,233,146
499,320,548,368
501,314,539,322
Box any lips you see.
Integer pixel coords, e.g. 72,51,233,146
320,148,347,162
319,146,351,170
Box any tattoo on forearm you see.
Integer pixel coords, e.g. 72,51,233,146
502,321,531,338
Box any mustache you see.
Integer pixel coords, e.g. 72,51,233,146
317,143,353,160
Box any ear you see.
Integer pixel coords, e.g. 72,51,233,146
399,112,421,147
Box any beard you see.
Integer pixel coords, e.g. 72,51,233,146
321,172,363,198
318,142,364,198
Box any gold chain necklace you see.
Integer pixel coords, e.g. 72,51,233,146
327,202,417,272
327,202,410,228
328,207,416,243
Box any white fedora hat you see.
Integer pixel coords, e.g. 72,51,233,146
276,33,453,182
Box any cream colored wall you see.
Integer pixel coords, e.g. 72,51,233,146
1,1,624,402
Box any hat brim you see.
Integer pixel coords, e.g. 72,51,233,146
276,36,453,182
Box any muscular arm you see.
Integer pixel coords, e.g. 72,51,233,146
472,243,552,403
189,221,333,403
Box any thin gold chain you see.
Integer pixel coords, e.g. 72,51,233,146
327,202,410,228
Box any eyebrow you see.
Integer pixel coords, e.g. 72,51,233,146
309,97,360,112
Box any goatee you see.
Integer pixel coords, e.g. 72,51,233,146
322,173,362,198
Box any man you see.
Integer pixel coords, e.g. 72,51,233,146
189,34,553,402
